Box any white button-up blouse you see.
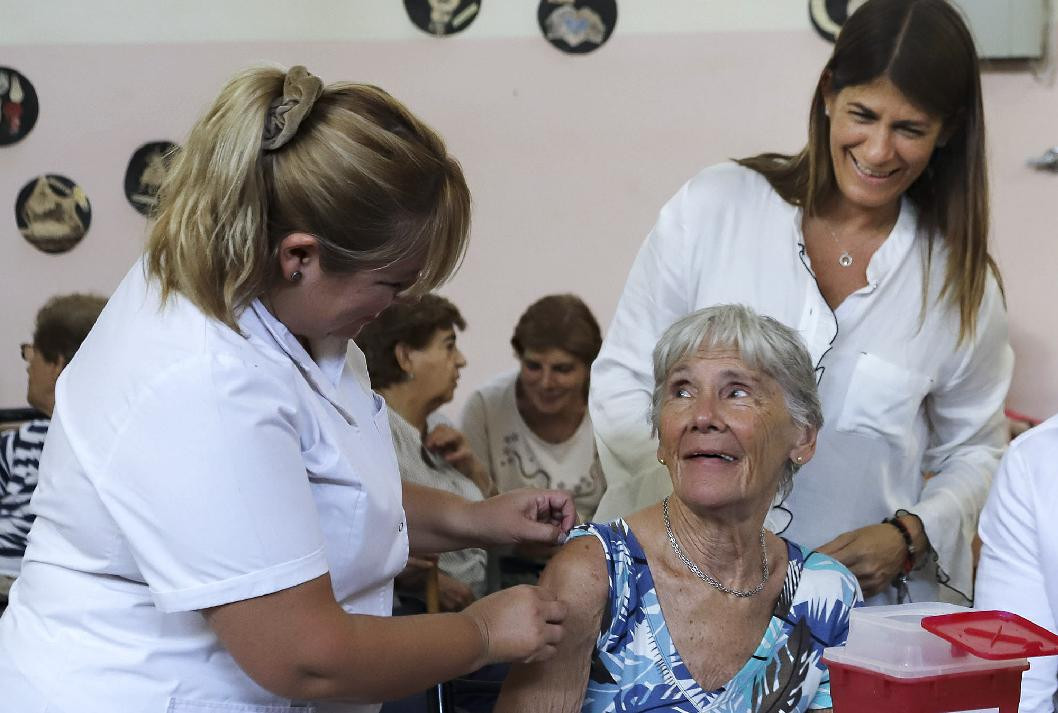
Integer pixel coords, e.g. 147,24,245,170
0,260,408,713
590,162,1013,605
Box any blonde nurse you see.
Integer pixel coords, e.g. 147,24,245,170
0,65,572,712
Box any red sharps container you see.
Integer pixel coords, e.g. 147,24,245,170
822,602,1058,713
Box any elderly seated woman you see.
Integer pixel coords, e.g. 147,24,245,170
357,294,493,612
497,304,862,713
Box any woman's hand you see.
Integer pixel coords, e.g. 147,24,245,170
396,557,475,611
467,488,577,548
818,517,926,597
438,573,476,612
424,424,494,495
462,584,567,666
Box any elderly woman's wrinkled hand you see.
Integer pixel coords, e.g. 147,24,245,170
424,424,486,481
462,584,567,666
469,488,576,547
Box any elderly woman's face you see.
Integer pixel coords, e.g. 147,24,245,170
657,348,811,513
403,327,466,407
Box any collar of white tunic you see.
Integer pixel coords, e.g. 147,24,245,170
243,299,371,424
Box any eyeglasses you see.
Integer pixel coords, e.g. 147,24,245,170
20,343,34,362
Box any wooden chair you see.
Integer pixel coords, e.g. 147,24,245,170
425,562,455,713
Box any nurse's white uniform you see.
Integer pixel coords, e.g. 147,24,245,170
0,261,408,713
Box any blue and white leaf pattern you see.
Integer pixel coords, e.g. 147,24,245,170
569,520,862,712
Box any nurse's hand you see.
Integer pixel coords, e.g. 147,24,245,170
469,488,576,547
463,584,567,665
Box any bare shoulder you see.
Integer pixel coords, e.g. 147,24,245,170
496,533,610,713
539,532,609,610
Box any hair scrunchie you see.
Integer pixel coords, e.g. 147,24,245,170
261,65,325,151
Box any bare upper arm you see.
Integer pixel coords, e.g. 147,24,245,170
495,534,610,713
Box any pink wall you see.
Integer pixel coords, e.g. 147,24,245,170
2,30,1056,419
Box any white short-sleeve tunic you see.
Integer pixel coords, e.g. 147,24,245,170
976,416,1058,713
0,261,408,713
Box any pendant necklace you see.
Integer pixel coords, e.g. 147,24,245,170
826,225,855,268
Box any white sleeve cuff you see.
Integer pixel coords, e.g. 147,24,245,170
152,548,329,613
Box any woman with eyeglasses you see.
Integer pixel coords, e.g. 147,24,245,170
1,294,105,608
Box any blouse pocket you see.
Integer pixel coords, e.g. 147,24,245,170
835,352,933,444
167,699,316,712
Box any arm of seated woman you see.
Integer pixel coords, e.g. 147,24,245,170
496,535,609,713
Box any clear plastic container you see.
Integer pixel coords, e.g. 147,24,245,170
822,604,1045,712
823,603,1028,679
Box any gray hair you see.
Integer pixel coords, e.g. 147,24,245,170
650,304,823,499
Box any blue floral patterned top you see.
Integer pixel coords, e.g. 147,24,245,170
571,520,861,712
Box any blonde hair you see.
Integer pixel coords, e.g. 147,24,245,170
146,65,471,330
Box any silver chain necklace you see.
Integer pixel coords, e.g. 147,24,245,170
662,496,769,598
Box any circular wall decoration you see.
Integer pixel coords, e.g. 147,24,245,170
0,67,40,146
809,0,868,42
125,141,177,216
404,0,481,37
15,175,91,254
538,0,617,54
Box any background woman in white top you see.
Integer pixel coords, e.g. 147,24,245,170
0,65,572,713
462,294,606,524
590,0,1012,606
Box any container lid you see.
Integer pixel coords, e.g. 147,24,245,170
921,610,1058,660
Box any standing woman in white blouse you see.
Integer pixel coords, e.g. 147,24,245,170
590,0,1012,606
0,65,572,713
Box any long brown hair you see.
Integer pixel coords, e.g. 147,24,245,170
738,0,999,342
147,65,471,330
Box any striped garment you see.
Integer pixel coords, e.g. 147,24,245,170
0,419,49,577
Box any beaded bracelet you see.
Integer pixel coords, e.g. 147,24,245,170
883,515,916,575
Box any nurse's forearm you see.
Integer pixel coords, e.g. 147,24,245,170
403,482,574,554
204,574,487,702
402,481,476,553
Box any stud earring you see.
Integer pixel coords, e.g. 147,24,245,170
794,455,804,464
289,270,303,282
657,456,666,465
